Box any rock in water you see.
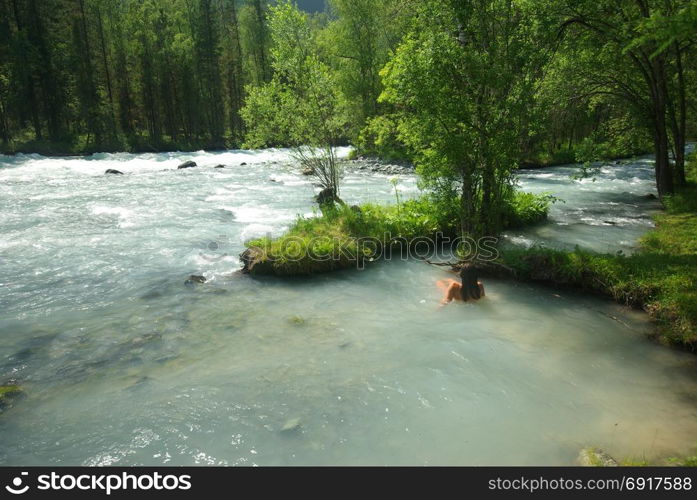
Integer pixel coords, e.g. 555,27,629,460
0,384,23,411
578,447,618,466
185,275,207,286
214,164,226,169
280,418,302,433
240,162,247,166
302,167,314,176
178,160,197,169
105,169,124,175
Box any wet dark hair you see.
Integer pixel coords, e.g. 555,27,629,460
459,263,481,300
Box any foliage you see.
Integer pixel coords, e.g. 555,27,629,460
245,191,552,275
379,0,553,237
241,0,347,196
355,114,411,162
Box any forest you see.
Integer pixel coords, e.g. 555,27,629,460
1,1,694,196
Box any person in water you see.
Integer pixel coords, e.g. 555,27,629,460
436,263,485,304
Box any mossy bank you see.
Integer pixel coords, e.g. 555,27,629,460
240,192,552,276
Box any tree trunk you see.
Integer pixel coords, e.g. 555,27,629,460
672,42,687,186
652,56,674,198
460,169,474,237
96,6,116,139
653,115,674,198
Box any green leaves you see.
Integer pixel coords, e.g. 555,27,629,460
379,0,549,236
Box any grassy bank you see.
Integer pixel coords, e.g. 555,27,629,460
242,192,552,276
500,158,697,350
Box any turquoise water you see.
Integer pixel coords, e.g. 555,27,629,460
1,149,696,465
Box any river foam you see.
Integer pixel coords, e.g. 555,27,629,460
1,148,696,465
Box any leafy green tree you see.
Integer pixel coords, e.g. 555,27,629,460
322,0,404,138
556,0,695,196
241,0,347,201
380,0,551,236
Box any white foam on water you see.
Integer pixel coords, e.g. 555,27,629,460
1,146,696,466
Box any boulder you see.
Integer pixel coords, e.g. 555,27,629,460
185,275,207,286
213,164,226,169
240,162,247,166
105,169,124,175
177,160,197,169
302,167,315,176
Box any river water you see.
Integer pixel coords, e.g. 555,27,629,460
1,148,696,465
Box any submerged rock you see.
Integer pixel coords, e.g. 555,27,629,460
280,418,302,433
578,447,618,466
105,169,124,175
287,315,306,326
177,160,197,169
0,384,24,411
214,164,226,169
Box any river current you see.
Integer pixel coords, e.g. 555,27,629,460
0,147,695,465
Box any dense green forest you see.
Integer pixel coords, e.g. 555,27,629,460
0,0,695,202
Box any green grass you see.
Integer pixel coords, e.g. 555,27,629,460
244,191,552,276
500,156,697,349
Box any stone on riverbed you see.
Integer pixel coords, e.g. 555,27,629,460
105,169,124,175
0,384,24,412
280,418,302,433
177,160,197,169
